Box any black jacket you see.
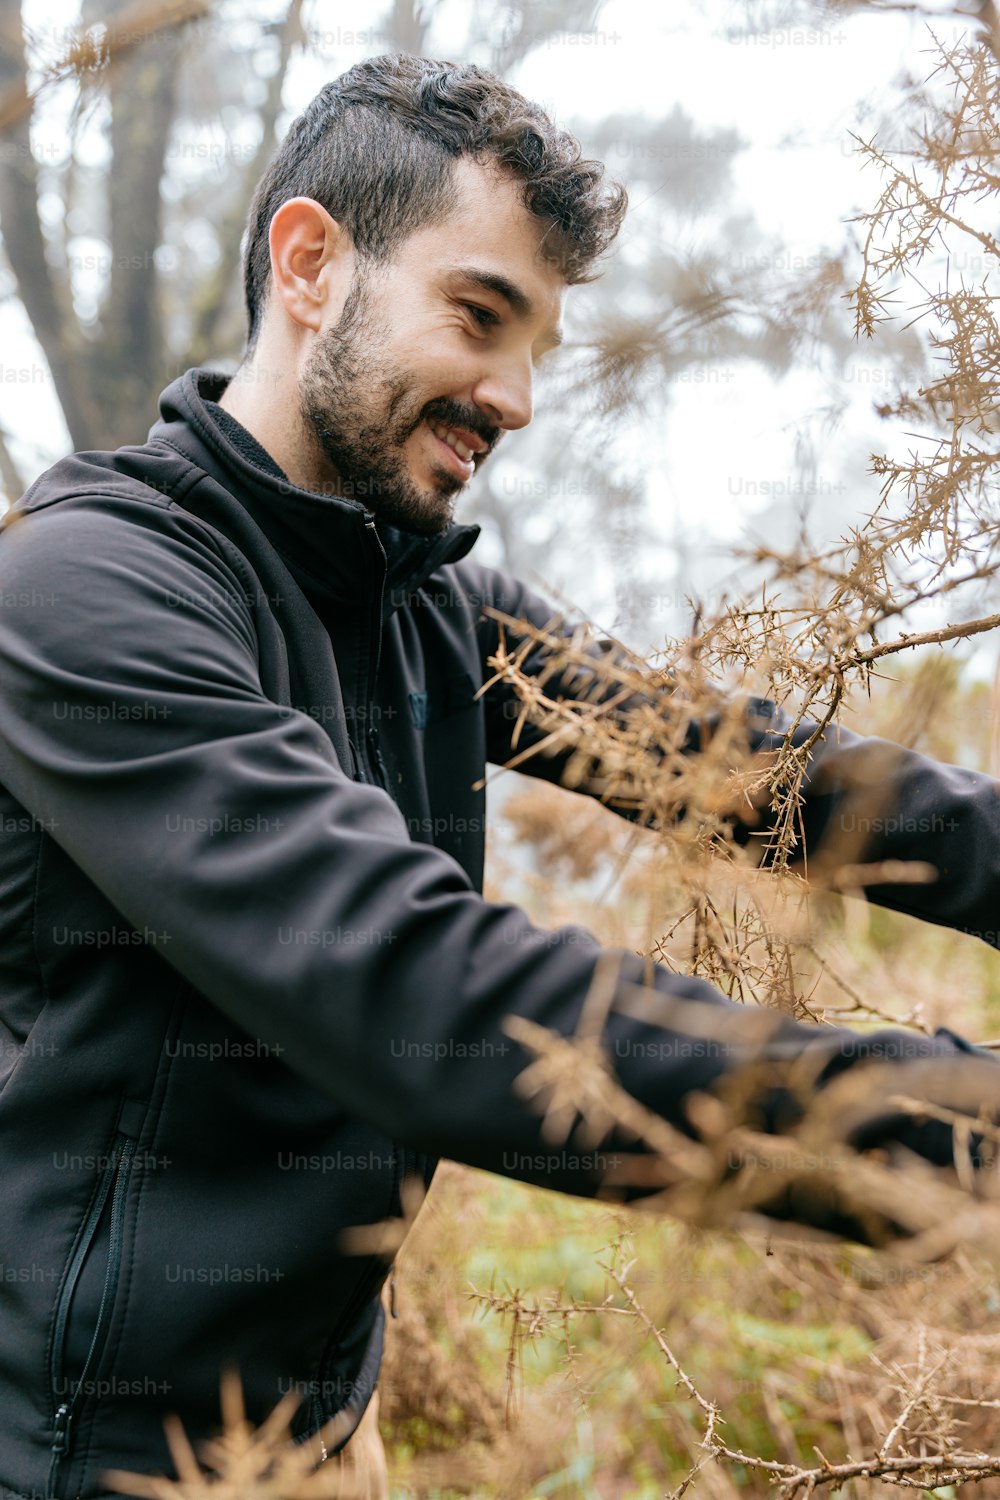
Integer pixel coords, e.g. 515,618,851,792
0,368,997,1499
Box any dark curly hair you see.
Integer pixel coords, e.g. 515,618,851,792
242,53,627,351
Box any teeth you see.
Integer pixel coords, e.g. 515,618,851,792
429,420,474,464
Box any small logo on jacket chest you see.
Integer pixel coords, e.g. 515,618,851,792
408,673,475,730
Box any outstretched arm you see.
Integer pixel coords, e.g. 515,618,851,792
0,503,992,1238
470,561,1000,950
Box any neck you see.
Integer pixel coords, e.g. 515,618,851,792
217,356,332,494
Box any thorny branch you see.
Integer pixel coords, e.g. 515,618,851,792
471,28,1000,1493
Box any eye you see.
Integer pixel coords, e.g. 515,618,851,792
463,303,500,331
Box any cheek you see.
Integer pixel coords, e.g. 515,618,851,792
391,323,479,394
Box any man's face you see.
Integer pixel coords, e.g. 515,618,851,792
298,157,566,535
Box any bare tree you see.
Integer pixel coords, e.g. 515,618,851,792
0,0,304,453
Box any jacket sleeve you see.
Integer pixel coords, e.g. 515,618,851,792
469,562,1000,951
775,720,1000,948
0,499,974,1199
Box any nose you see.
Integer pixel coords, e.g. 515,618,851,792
471,354,533,434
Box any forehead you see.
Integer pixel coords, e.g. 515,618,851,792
396,156,567,308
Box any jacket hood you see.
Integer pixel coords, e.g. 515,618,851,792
150,367,481,619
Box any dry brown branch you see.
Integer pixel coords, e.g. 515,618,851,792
0,0,211,133
848,607,1000,663
105,1370,368,1498
467,1229,1000,1497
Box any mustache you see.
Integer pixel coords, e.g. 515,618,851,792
419,400,500,455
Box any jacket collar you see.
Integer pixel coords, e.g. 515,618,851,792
149,368,480,618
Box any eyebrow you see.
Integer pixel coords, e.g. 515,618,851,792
448,265,564,351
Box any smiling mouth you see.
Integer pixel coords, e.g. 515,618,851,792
428,418,482,462
423,418,480,481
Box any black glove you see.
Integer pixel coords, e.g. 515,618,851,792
718,1027,1000,1249
827,1032,995,1170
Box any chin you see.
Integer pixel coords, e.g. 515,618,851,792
373,486,456,538
407,501,457,537
402,467,461,533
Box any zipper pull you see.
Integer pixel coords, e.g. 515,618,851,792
367,725,389,790
52,1402,72,1454
347,737,366,784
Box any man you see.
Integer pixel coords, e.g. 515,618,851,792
0,53,996,1500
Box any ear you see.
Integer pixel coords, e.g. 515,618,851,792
268,197,353,333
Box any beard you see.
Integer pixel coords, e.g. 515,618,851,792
298,268,492,536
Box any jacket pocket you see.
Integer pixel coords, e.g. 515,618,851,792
48,1117,141,1495
304,1144,403,1441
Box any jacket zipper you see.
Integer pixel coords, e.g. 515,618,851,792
49,1134,137,1497
367,723,390,790
300,517,397,1445
360,517,388,791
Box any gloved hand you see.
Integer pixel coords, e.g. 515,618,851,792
713,1027,999,1250
823,1035,998,1165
